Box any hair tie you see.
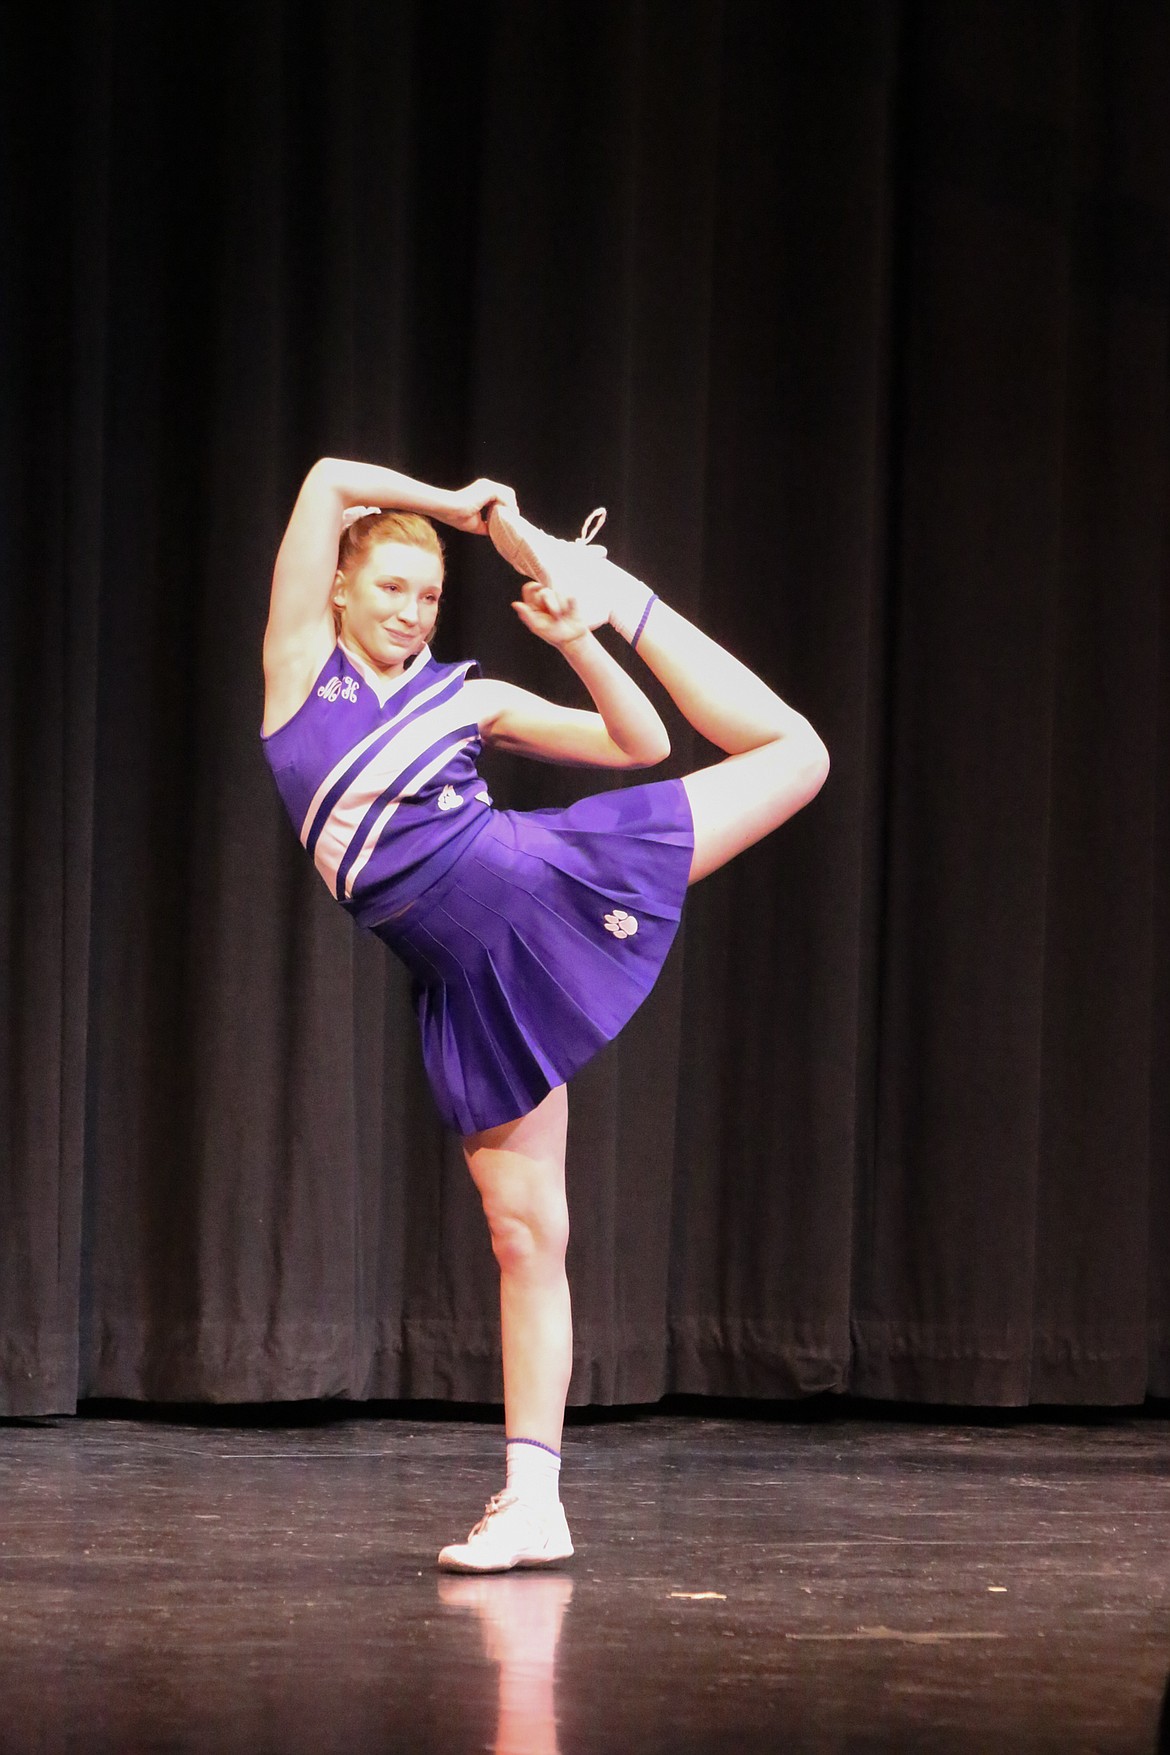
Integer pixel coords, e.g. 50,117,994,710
340,504,381,532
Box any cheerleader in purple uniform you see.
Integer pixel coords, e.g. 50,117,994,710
262,458,828,1571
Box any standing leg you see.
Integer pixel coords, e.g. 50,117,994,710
438,1085,576,1573
464,1084,572,1451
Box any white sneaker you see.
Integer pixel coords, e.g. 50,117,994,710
487,503,606,579
437,1491,574,1573
488,504,654,645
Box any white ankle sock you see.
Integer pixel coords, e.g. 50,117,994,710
505,1439,562,1515
602,559,656,645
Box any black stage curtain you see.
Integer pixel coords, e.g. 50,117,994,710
2,0,1168,1416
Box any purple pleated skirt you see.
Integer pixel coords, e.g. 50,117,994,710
374,778,694,1134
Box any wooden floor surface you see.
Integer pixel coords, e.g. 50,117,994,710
0,1410,1168,1753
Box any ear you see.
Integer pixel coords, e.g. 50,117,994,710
332,569,347,608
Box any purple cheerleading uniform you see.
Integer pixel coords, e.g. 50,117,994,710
263,642,693,1134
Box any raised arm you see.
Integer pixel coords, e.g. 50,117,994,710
262,457,514,734
470,578,671,769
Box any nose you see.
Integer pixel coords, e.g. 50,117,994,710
396,598,419,626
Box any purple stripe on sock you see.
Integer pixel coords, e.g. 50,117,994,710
506,1436,561,1461
630,593,658,651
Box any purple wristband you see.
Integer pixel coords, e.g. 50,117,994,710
630,593,658,651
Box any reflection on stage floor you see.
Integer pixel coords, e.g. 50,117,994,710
0,1408,1167,1752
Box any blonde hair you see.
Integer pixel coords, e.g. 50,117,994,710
334,510,445,636
337,509,445,579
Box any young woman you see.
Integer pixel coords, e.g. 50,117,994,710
262,457,829,1572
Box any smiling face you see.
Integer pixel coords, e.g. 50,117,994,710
332,538,444,674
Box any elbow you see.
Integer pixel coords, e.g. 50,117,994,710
628,729,671,769
310,456,345,490
309,456,367,500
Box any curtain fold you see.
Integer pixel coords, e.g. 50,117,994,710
2,0,1167,1416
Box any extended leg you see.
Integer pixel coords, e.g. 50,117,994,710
633,598,829,882
487,504,828,882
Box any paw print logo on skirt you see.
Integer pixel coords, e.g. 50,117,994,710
603,909,639,940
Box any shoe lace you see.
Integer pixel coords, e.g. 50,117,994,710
577,507,607,546
469,1490,519,1538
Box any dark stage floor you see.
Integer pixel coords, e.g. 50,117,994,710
1,1411,1168,1753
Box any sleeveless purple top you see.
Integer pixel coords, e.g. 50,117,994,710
261,643,492,929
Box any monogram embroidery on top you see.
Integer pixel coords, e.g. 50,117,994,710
317,674,360,703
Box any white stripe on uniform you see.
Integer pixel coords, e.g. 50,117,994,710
312,692,478,892
343,736,472,899
299,660,473,845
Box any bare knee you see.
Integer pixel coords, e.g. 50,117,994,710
463,1088,571,1282
480,1186,570,1282
684,725,829,884
768,721,830,801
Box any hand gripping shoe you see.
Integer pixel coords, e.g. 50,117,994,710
487,504,613,627
488,503,654,644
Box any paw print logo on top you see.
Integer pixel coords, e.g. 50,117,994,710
603,909,639,940
437,785,465,812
